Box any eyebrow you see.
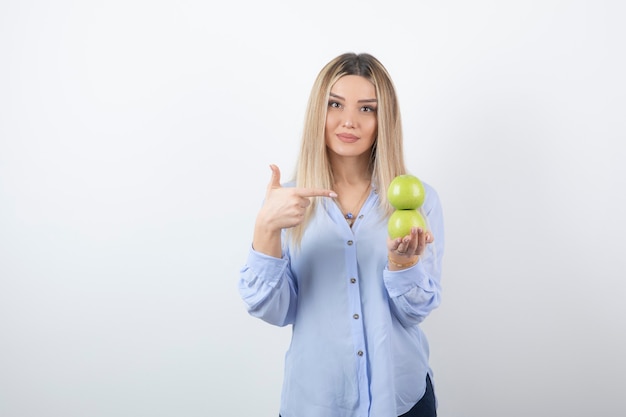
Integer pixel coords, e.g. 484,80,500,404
329,92,378,103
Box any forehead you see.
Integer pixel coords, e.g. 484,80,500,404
330,75,376,98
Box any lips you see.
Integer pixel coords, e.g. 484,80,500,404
337,133,359,143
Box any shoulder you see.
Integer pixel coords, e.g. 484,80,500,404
421,180,439,199
420,180,443,212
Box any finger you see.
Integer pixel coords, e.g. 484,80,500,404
267,164,281,189
396,232,413,254
297,187,338,198
388,237,402,252
396,241,407,254
412,228,427,255
425,231,434,244
403,227,419,253
299,197,312,208
419,228,427,247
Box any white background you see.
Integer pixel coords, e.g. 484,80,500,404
1,1,625,416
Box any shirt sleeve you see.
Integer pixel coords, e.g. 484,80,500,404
383,183,445,327
238,246,298,327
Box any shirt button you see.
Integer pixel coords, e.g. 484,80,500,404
350,278,356,283
353,314,359,320
357,350,364,357
347,240,354,246
358,214,364,219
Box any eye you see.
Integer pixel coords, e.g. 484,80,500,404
328,101,342,109
361,105,377,113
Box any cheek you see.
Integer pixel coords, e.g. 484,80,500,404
364,118,378,139
325,111,340,129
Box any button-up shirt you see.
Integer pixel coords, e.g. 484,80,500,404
239,181,444,417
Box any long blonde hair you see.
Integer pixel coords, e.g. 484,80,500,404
288,52,408,246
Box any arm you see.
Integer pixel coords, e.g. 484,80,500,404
239,164,337,326
239,246,298,327
384,184,445,327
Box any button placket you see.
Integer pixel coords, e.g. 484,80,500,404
343,235,367,371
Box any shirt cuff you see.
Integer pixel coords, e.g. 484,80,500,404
245,245,289,288
383,261,435,297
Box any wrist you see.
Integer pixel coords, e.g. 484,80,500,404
388,255,419,270
253,220,283,259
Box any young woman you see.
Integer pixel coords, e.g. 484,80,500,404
239,52,445,417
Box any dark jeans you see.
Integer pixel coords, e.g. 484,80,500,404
279,374,436,417
399,374,437,417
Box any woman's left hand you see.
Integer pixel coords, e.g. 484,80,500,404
387,227,434,265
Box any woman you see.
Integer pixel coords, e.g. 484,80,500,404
238,52,444,417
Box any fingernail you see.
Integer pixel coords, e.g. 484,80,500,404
329,192,338,198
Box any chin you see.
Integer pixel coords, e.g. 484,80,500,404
327,138,373,157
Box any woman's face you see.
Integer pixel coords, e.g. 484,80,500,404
325,75,378,159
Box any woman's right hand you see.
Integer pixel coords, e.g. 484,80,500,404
257,164,337,231
252,164,337,257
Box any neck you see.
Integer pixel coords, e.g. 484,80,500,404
329,154,371,186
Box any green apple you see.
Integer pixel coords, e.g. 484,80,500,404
387,209,427,239
387,174,425,210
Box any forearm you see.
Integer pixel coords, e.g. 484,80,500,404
239,248,297,326
252,214,283,258
384,262,441,327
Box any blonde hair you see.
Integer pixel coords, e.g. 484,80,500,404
288,52,409,246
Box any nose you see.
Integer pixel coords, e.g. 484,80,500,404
343,111,356,128
341,106,359,128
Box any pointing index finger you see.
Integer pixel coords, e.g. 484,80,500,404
297,188,338,198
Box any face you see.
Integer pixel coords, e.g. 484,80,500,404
325,75,378,159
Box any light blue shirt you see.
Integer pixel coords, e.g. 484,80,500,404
239,182,444,417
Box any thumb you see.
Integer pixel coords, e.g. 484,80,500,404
267,164,282,189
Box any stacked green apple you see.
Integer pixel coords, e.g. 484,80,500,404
387,174,427,239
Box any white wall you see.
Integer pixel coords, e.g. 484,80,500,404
1,1,625,416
